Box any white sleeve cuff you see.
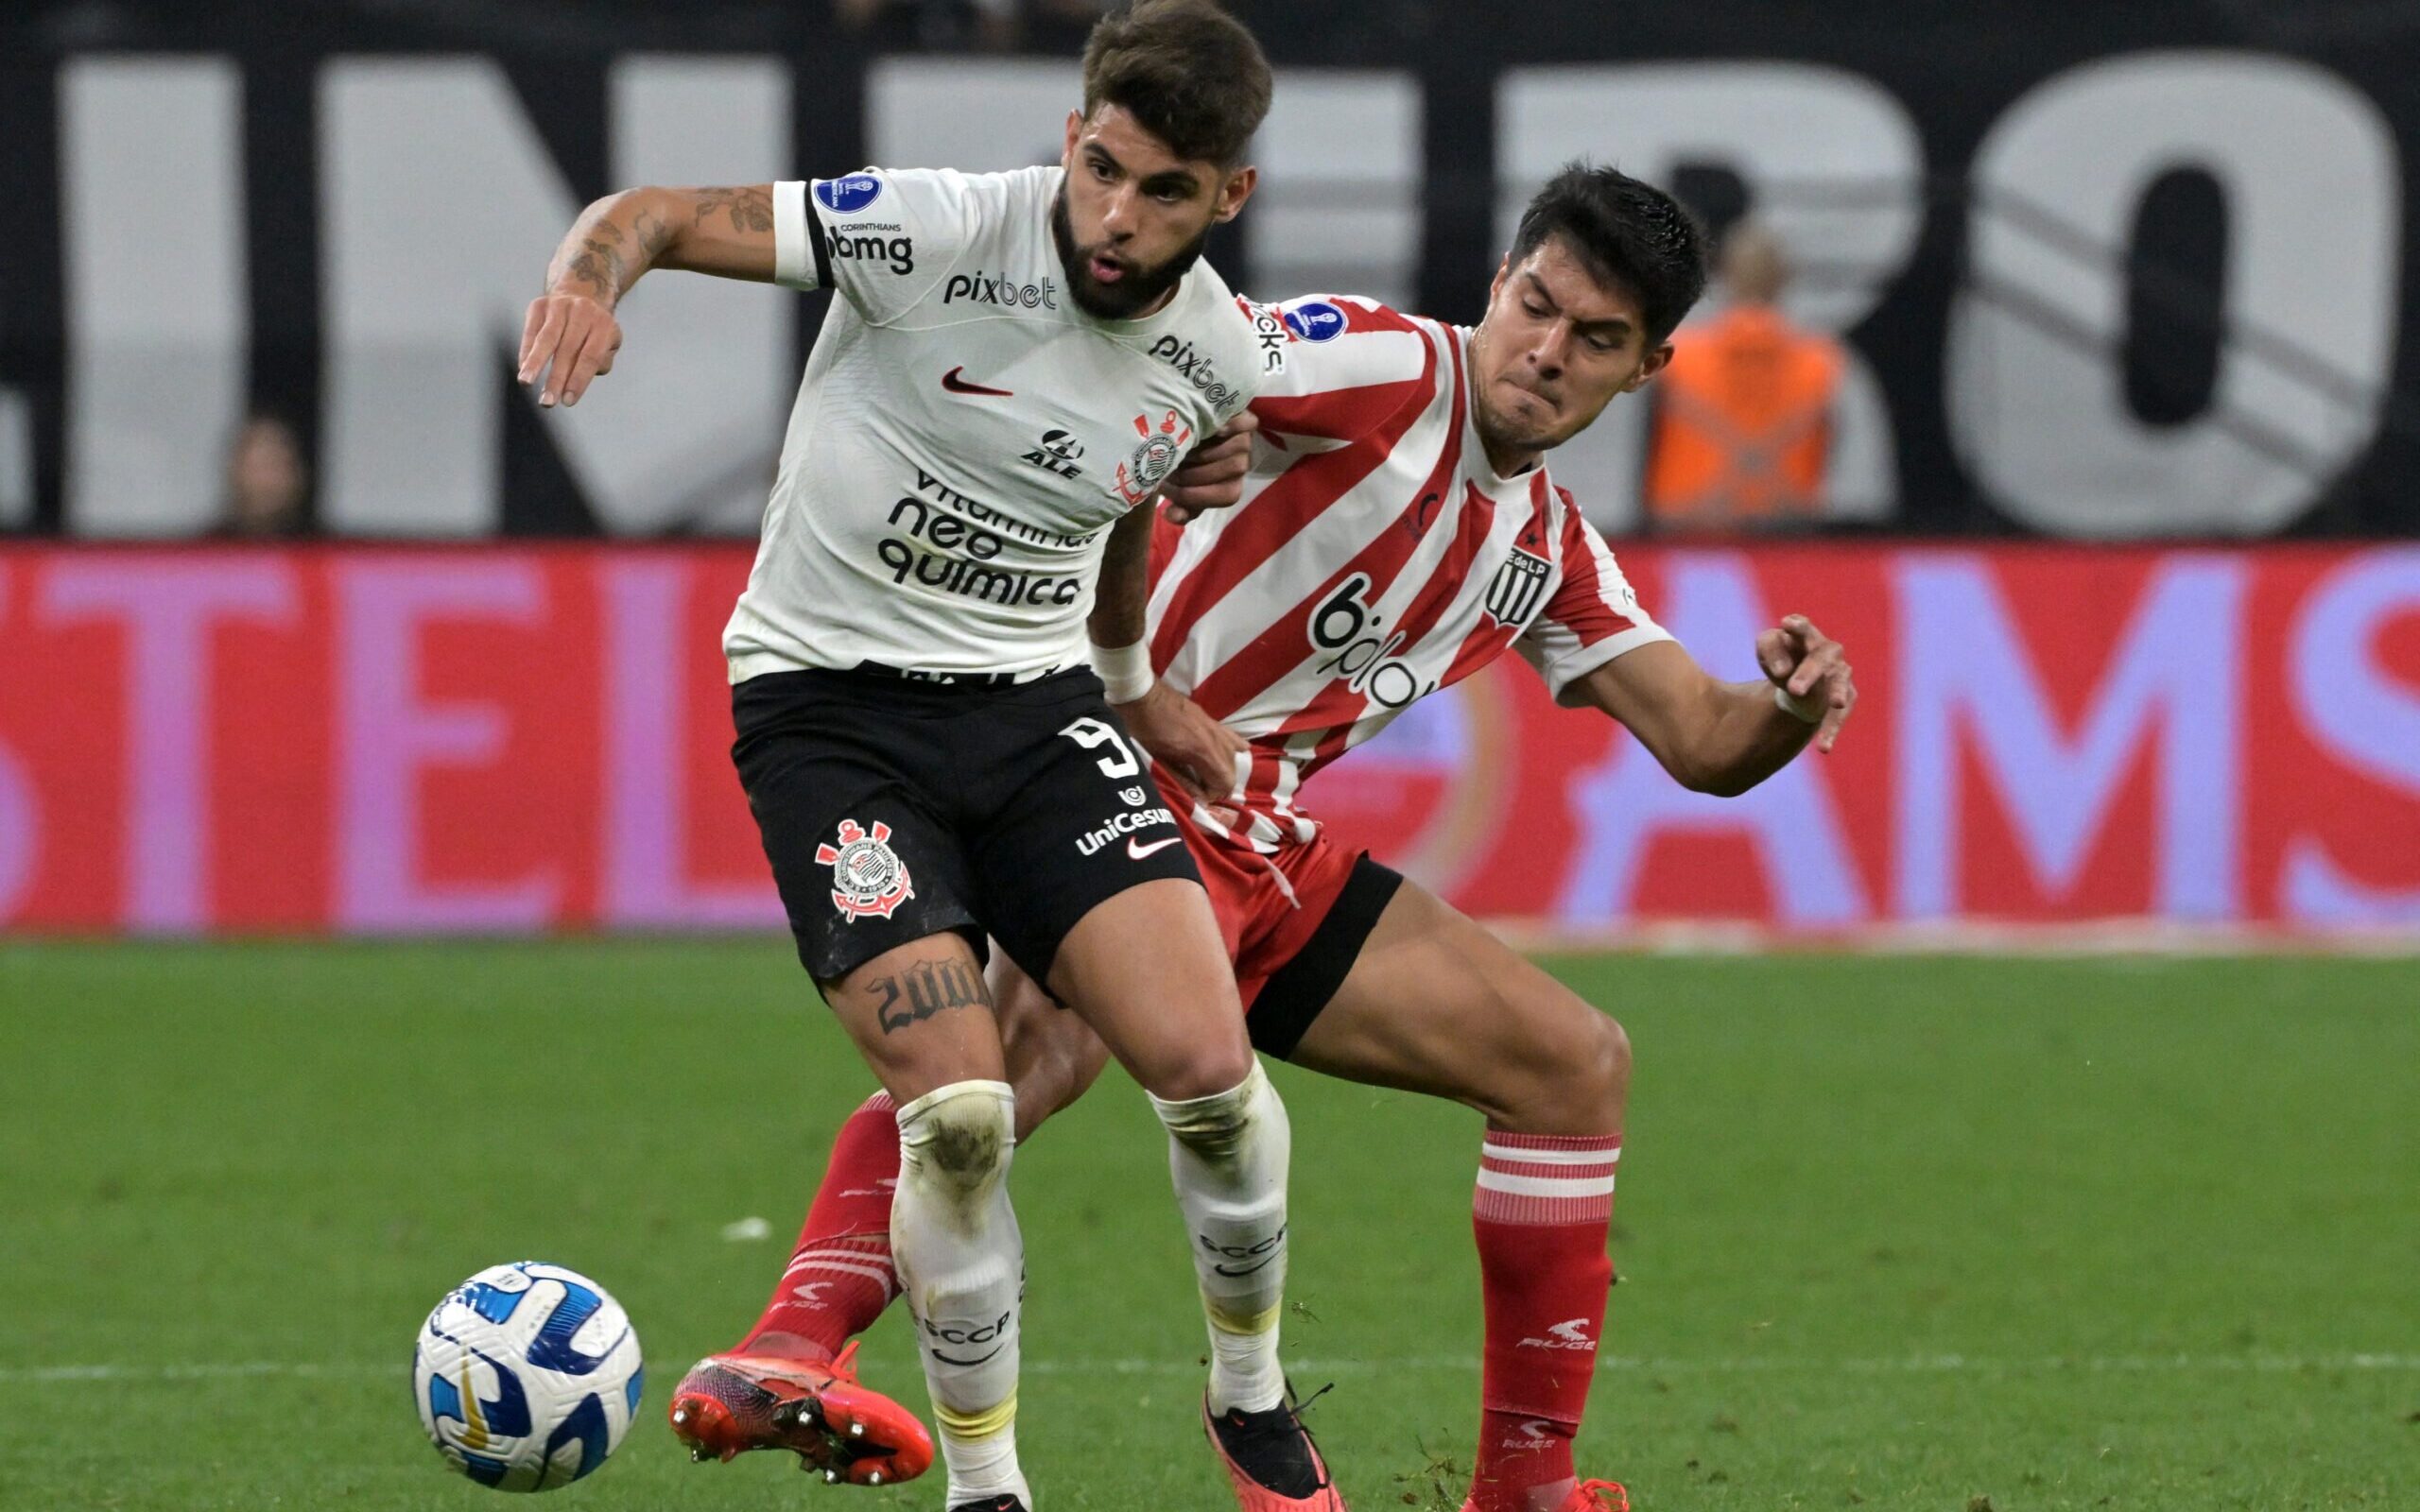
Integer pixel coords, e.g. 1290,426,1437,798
771,180,816,290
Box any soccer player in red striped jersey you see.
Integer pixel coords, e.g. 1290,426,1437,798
707,165,1858,1512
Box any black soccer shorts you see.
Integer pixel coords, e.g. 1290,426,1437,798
731,665,1203,987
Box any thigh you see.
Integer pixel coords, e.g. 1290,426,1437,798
1048,878,1254,1103
824,932,1006,1103
731,673,982,983
1288,874,1624,1132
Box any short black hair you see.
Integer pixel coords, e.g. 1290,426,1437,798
1509,163,1708,345
1081,0,1271,167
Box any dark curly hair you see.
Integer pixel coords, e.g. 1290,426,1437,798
1080,0,1272,167
1510,163,1709,344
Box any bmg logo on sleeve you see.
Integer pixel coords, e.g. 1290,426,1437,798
815,174,885,215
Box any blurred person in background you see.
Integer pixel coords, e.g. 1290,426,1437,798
1642,220,1845,533
211,410,310,539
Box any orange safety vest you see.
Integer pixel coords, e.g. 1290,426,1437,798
1644,305,1841,525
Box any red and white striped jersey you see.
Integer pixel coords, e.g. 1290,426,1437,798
1145,295,1672,853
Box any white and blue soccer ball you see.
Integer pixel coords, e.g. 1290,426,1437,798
412,1262,644,1492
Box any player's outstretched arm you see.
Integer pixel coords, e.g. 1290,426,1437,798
1575,614,1856,796
519,185,778,406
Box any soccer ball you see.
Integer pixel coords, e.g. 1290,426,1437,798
412,1262,644,1492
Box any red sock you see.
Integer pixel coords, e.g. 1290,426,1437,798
1468,1131,1620,1512
734,1092,902,1361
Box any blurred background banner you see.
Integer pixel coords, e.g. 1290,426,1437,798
5,541,2414,936
6,0,2420,541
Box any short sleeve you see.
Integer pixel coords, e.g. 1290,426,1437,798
1238,295,1441,448
771,166,994,321
1515,490,1674,704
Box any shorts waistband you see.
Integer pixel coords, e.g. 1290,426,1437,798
852,659,1074,688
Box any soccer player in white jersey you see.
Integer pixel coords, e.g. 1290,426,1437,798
515,7,1345,1511
712,165,1862,1512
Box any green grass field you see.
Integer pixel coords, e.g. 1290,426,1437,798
2,941,2413,1511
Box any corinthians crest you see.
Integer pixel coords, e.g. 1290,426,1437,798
815,818,915,921
1115,408,1194,505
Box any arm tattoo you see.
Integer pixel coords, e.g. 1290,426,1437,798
632,205,675,260
694,184,774,235
867,958,990,1035
562,232,628,298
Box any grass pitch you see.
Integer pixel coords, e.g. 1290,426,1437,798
1,941,2413,1511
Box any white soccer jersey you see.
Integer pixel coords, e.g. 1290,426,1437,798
1146,295,1673,852
723,165,1264,682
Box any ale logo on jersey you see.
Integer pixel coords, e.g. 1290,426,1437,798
816,818,915,920
815,174,884,215
1283,301,1348,342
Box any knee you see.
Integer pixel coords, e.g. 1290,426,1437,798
896,1079,1015,1204
1579,1011,1633,1117
1151,1059,1287,1166
1484,999,1630,1135
1142,1036,1256,1105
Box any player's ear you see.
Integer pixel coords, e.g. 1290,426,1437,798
1214,164,1257,224
1487,254,1512,302
1062,108,1085,166
1626,341,1676,392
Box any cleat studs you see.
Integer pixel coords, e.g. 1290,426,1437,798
690,1447,711,1464
672,1407,689,1426
849,1422,866,1437
823,1469,841,1485
867,1470,884,1486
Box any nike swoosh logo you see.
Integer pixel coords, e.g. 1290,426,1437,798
1211,1252,1283,1279
1127,835,1184,859
942,366,1013,397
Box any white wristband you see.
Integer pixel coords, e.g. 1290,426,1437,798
1090,640,1153,703
1773,682,1824,725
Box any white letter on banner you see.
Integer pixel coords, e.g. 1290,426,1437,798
1894,556,2247,919
2281,550,2420,924
597,558,784,927
0,573,40,920
1555,553,1869,927
62,57,249,537
1948,53,2400,537
321,57,790,536
1496,63,1924,530
42,558,298,931
334,559,558,931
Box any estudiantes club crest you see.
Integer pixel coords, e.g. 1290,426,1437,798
815,818,914,921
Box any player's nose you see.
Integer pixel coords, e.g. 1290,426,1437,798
1100,184,1139,241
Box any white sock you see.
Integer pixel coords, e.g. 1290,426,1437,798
891,1080,1030,1507
1150,1061,1291,1415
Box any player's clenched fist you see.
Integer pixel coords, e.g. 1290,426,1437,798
1756,612,1857,752
1161,407,1259,524
517,290,622,408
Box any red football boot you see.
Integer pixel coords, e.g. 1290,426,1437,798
1201,1391,1347,1510
1461,1480,1629,1512
667,1340,933,1486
